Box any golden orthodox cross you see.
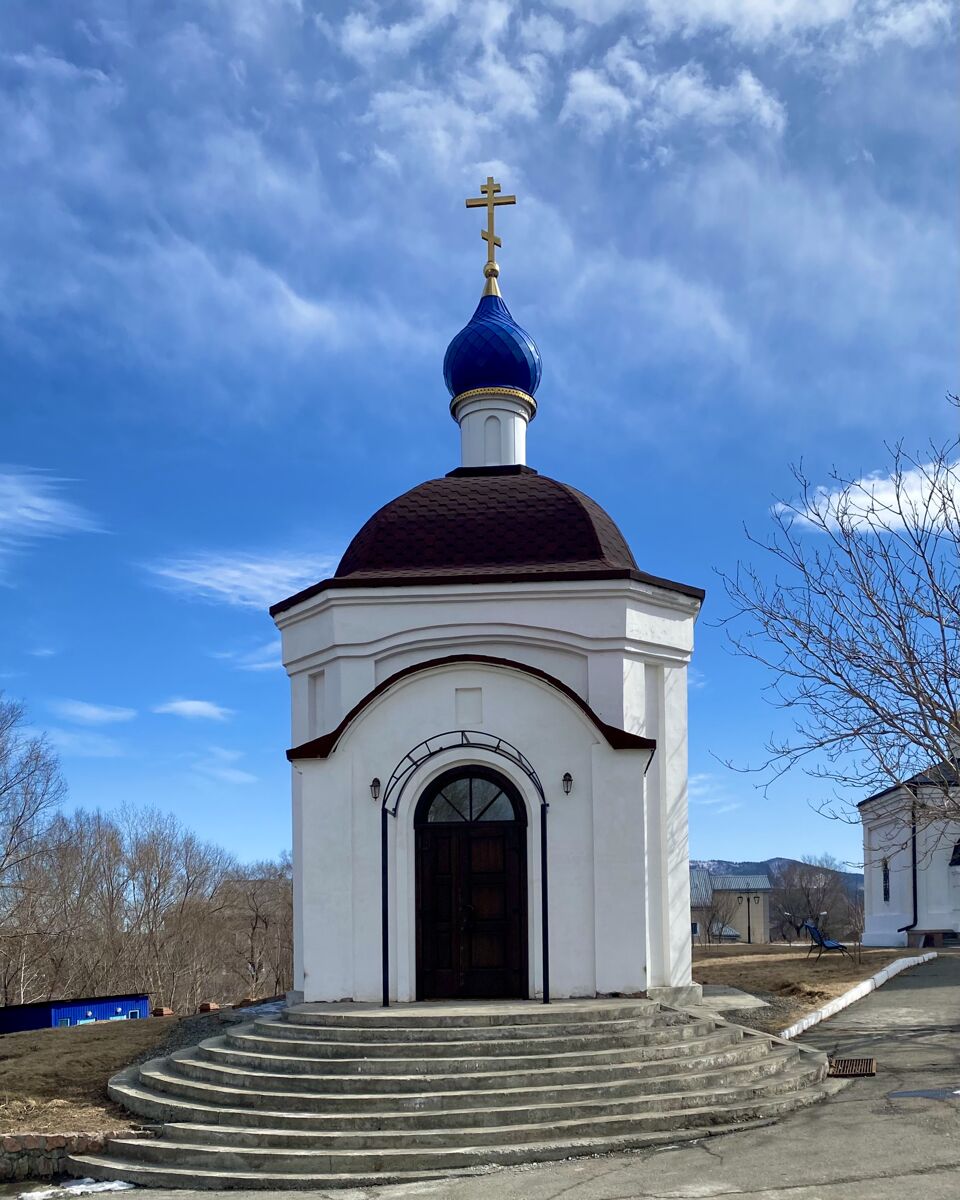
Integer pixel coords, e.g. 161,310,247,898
465,177,516,287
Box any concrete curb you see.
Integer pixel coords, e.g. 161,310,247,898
778,952,938,1040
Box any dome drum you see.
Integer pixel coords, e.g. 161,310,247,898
451,387,536,469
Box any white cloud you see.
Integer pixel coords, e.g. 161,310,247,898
84,238,347,363
459,51,547,121
145,551,336,609
551,0,952,55
45,728,125,758
862,0,952,49
646,64,786,137
51,699,136,725
560,67,632,134
689,772,716,799
789,457,960,532
688,772,743,812
193,745,258,785
563,45,786,140
0,470,99,578
366,85,493,166
3,48,112,85
153,699,234,721
567,245,747,359
0,31,427,398
635,0,857,42
518,11,574,55
212,639,284,672
688,667,708,691
339,0,459,66
674,150,956,398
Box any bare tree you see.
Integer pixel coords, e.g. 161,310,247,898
217,854,294,999
0,696,66,886
696,888,741,945
841,885,865,950
0,701,294,1012
770,856,848,939
722,399,959,824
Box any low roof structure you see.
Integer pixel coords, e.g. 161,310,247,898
857,756,959,809
710,873,772,893
689,867,713,907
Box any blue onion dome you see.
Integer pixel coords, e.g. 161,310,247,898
443,292,542,400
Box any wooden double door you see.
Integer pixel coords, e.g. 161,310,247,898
415,767,528,1000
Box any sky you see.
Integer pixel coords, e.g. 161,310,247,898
1,0,957,869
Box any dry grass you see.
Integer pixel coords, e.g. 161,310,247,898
692,943,909,1033
0,1013,217,1133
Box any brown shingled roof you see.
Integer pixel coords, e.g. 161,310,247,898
270,466,704,616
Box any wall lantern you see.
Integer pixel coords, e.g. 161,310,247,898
562,772,573,795
369,777,381,801
737,895,744,906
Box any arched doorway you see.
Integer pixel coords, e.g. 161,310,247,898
415,766,528,1000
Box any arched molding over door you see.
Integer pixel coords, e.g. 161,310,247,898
379,730,551,1007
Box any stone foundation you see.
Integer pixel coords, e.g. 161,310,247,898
0,1131,143,1180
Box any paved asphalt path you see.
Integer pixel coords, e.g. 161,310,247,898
84,952,960,1200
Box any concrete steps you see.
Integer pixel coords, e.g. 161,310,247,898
68,999,832,1189
201,1028,757,1076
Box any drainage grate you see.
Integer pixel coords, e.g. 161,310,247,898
829,1057,877,1077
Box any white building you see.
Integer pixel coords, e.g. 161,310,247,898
860,759,960,947
270,188,705,1006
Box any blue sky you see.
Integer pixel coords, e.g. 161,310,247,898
1,0,956,868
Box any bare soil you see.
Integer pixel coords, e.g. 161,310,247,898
0,1012,221,1133
692,942,909,1034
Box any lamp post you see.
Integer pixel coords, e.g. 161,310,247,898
737,894,753,944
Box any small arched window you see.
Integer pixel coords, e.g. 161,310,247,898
415,767,525,826
483,415,501,466
882,858,890,903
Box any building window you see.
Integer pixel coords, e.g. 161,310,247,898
882,859,890,903
418,769,523,825
691,921,699,937
57,1018,70,1027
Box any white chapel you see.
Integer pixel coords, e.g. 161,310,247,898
860,756,960,948
270,180,705,1007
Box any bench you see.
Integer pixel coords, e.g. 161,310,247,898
802,920,851,961
906,929,953,949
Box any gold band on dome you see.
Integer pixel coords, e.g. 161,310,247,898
449,386,537,417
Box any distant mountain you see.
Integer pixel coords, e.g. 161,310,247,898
691,857,864,897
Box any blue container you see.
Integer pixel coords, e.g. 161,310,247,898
0,993,150,1034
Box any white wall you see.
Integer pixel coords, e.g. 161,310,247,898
293,663,650,1001
277,576,701,1002
277,577,698,740
862,790,960,946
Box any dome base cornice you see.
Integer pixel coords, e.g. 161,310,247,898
449,385,537,422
